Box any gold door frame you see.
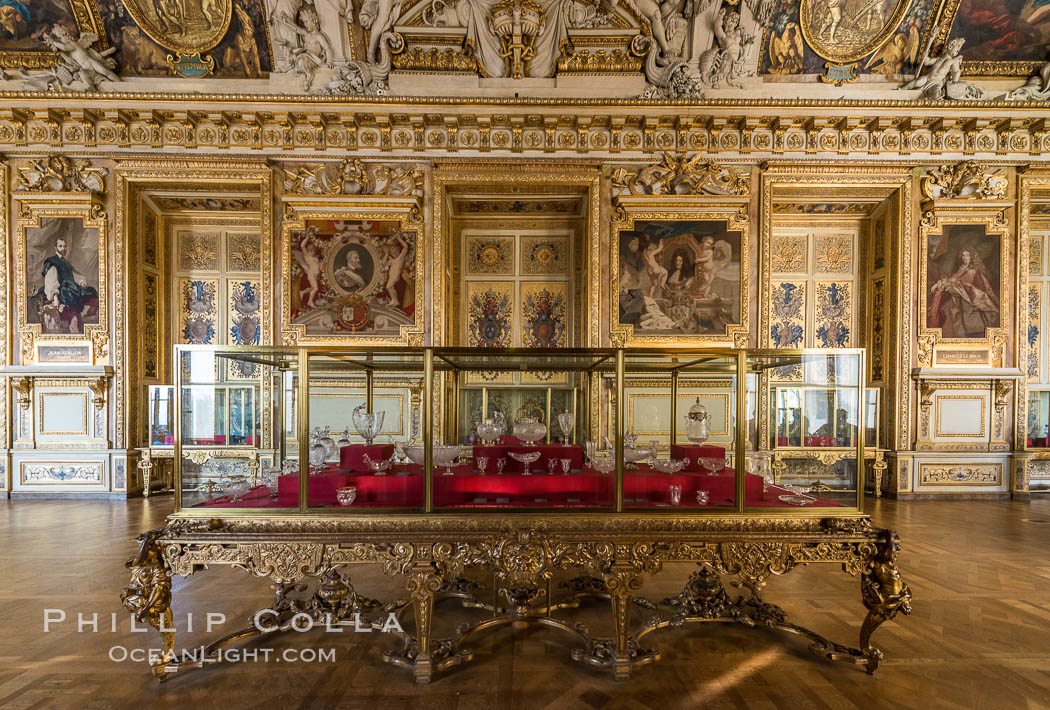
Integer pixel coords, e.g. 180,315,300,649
114,158,273,455
432,162,603,437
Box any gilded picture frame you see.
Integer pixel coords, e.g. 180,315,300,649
280,200,425,346
0,0,107,70
610,196,750,346
15,198,108,364
937,0,1049,77
918,210,1010,364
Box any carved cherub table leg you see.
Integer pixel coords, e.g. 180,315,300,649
120,529,175,680
860,529,912,674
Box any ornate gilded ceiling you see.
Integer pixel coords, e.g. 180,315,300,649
0,0,1046,102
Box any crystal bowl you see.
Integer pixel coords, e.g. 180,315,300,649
512,419,547,445
623,447,653,464
651,458,686,474
405,445,426,466
432,445,464,475
508,450,541,475
477,419,500,444
700,457,725,473
336,485,357,506
590,456,616,474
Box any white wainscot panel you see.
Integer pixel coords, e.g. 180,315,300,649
933,393,988,441
38,392,90,436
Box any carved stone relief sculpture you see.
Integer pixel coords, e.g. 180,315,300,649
899,34,983,100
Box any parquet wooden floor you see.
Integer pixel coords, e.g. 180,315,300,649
1,496,1049,710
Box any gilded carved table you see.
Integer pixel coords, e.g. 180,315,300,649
121,514,911,683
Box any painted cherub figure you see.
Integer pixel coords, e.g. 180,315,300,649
641,236,667,297
384,232,411,306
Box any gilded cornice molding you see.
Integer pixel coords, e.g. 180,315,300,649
0,104,1047,160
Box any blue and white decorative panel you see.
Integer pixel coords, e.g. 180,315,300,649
814,281,852,348
20,461,103,485
178,278,218,344
769,281,806,349
228,279,261,380
1029,284,1041,382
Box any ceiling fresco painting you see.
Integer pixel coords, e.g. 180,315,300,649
0,0,1045,97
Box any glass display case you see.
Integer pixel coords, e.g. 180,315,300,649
147,385,175,446
1027,389,1050,448
173,345,867,514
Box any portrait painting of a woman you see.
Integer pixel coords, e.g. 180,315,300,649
927,244,1000,339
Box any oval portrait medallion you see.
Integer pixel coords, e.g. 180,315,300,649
799,0,914,64
119,0,233,54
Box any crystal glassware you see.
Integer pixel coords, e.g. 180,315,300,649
695,489,709,505
335,485,357,506
669,484,682,506
497,457,507,475
779,484,815,506
686,398,710,444
309,437,328,469
476,456,489,474
220,475,250,503
404,445,425,466
512,417,547,445
262,466,280,499
432,445,463,476
282,459,298,475
362,453,391,475
509,450,541,475
319,426,337,460
701,457,725,475
477,418,500,445
557,411,574,444
623,446,652,468
352,405,385,446
590,455,615,474
560,458,571,475
336,427,351,449
546,458,557,474
651,458,686,474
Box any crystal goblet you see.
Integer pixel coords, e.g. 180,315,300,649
669,484,682,506
352,405,385,446
476,456,488,474
557,411,574,444
560,458,571,475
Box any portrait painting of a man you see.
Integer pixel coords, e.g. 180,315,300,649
926,224,1001,339
289,219,418,337
26,217,100,335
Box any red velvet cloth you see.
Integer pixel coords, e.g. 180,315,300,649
670,445,727,472
193,464,845,510
339,444,395,472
